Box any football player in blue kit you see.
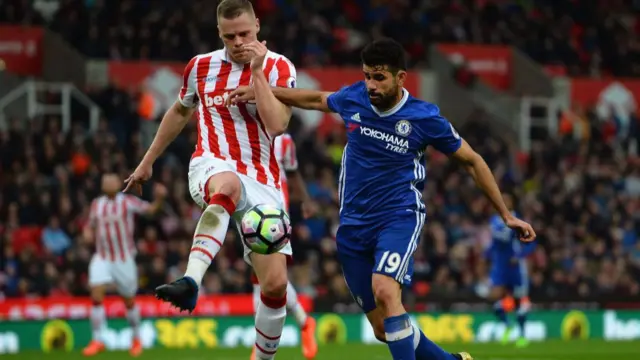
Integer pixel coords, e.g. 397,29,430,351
485,194,536,348
228,38,536,360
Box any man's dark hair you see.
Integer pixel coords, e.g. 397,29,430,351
217,0,255,20
360,38,407,73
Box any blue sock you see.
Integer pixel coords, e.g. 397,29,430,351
493,301,508,325
515,297,529,337
517,313,527,335
412,324,457,360
383,314,416,360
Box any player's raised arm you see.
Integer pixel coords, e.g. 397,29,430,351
244,41,294,135
124,57,198,193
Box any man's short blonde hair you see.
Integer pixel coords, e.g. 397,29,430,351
217,0,255,20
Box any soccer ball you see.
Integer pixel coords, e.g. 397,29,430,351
240,204,291,254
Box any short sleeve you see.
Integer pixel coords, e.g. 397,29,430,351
125,195,151,214
427,115,462,154
270,56,297,89
177,56,199,108
326,85,351,113
281,135,298,172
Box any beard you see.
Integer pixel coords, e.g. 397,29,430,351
369,87,399,111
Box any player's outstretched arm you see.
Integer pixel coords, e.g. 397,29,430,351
271,87,335,112
449,140,536,241
228,86,334,113
141,102,194,166
124,102,194,194
144,183,169,216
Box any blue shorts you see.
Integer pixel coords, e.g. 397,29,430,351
336,210,426,313
490,262,529,298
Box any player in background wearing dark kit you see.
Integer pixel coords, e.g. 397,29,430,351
228,38,536,360
485,194,536,348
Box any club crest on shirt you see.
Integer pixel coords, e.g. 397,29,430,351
395,120,412,137
287,77,296,88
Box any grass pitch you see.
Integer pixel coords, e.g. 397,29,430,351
5,339,639,360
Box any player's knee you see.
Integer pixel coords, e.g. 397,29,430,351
259,269,288,298
372,275,401,310
90,286,106,303
207,172,242,205
123,297,136,309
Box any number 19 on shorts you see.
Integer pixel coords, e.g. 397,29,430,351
377,251,402,274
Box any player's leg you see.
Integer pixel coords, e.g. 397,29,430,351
156,158,241,311
285,279,316,359
487,266,512,344
83,256,111,356
512,266,531,348
250,252,288,360
372,212,471,360
280,187,317,358
239,178,293,360
251,273,315,360
250,273,260,360
113,258,143,356
122,296,142,356
489,286,512,344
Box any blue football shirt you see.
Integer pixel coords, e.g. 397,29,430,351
486,213,536,267
327,81,462,225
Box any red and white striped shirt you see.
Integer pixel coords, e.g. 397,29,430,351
178,49,297,190
273,133,298,209
88,194,150,261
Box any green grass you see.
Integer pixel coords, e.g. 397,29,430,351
5,340,640,360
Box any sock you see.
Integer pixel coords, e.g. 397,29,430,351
253,284,261,314
286,281,308,328
126,305,141,340
516,297,530,337
90,305,106,342
411,324,457,360
493,300,509,326
185,193,235,285
254,293,287,359
384,314,416,360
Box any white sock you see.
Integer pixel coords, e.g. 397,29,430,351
126,305,141,339
253,284,261,314
185,199,233,285
285,281,308,327
255,293,287,359
90,305,106,342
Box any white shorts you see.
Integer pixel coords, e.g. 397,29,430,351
88,255,138,297
187,155,292,263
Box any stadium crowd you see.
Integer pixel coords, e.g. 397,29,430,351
0,83,639,304
1,0,640,306
1,0,640,76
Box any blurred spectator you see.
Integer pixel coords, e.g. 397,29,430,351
41,216,71,256
0,0,639,307
4,0,640,76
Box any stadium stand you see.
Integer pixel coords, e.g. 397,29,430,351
0,0,639,310
2,0,640,74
